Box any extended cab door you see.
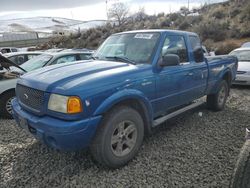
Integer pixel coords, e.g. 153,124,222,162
186,35,208,99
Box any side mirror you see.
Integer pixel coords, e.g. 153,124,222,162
159,54,180,67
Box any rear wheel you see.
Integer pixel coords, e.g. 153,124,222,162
90,106,144,168
207,80,229,111
0,91,15,119
230,140,250,188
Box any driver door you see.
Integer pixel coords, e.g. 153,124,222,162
154,35,192,117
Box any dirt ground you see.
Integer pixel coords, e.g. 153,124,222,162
0,86,250,188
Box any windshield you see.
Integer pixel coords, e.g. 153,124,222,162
230,50,250,62
94,32,160,64
21,54,52,72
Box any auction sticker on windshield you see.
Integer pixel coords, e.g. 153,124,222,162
134,33,154,39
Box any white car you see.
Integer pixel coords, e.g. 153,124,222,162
230,48,250,85
241,42,250,48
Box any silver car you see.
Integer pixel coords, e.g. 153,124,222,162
230,48,250,85
0,51,93,118
3,51,43,65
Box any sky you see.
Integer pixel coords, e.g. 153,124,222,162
0,0,227,21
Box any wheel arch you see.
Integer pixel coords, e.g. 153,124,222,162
222,70,232,86
0,88,16,98
212,69,232,94
94,89,153,134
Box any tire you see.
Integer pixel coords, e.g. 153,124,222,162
0,90,15,119
90,106,144,168
230,140,250,188
207,80,229,111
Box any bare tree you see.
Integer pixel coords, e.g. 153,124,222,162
108,2,130,26
134,7,147,22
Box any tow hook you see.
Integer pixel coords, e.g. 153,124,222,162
246,128,250,140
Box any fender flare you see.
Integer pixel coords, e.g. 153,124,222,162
212,68,232,94
93,89,154,132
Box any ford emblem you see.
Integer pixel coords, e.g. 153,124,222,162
24,94,29,100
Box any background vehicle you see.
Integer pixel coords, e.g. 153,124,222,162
12,30,237,168
45,48,65,53
3,52,43,65
230,48,250,85
20,51,93,72
0,47,18,54
0,50,93,119
230,128,250,188
241,42,250,48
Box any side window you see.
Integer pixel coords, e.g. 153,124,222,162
27,54,38,60
79,54,92,60
53,55,76,65
189,36,204,63
161,35,188,63
11,48,18,52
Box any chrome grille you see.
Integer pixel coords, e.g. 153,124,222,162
16,84,44,111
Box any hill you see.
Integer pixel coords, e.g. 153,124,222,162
38,0,250,54
0,17,106,34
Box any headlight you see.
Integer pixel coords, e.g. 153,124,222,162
48,94,83,114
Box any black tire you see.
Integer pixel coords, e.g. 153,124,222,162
0,90,15,119
230,140,250,188
90,106,144,168
207,80,229,111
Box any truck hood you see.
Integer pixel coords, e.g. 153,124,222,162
19,60,147,94
238,61,250,72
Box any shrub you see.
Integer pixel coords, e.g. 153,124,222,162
214,41,240,55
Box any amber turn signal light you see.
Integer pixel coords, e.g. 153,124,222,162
67,96,83,114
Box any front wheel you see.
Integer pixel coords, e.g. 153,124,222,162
90,106,144,168
0,91,15,119
207,80,229,111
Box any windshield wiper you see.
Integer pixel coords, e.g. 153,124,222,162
105,56,136,65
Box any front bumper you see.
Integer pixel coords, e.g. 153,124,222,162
232,74,250,85
11,98,102,151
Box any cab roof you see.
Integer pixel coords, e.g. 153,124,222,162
44,50,94,56
116,29,198,37
3,51,44,57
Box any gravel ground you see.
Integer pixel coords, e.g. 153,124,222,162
0,86,250,188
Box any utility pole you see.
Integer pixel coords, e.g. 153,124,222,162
106,0,108,20
188,0,190,11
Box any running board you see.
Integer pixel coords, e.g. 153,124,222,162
153,101,205,127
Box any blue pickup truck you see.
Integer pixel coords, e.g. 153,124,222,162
11,30,238,168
